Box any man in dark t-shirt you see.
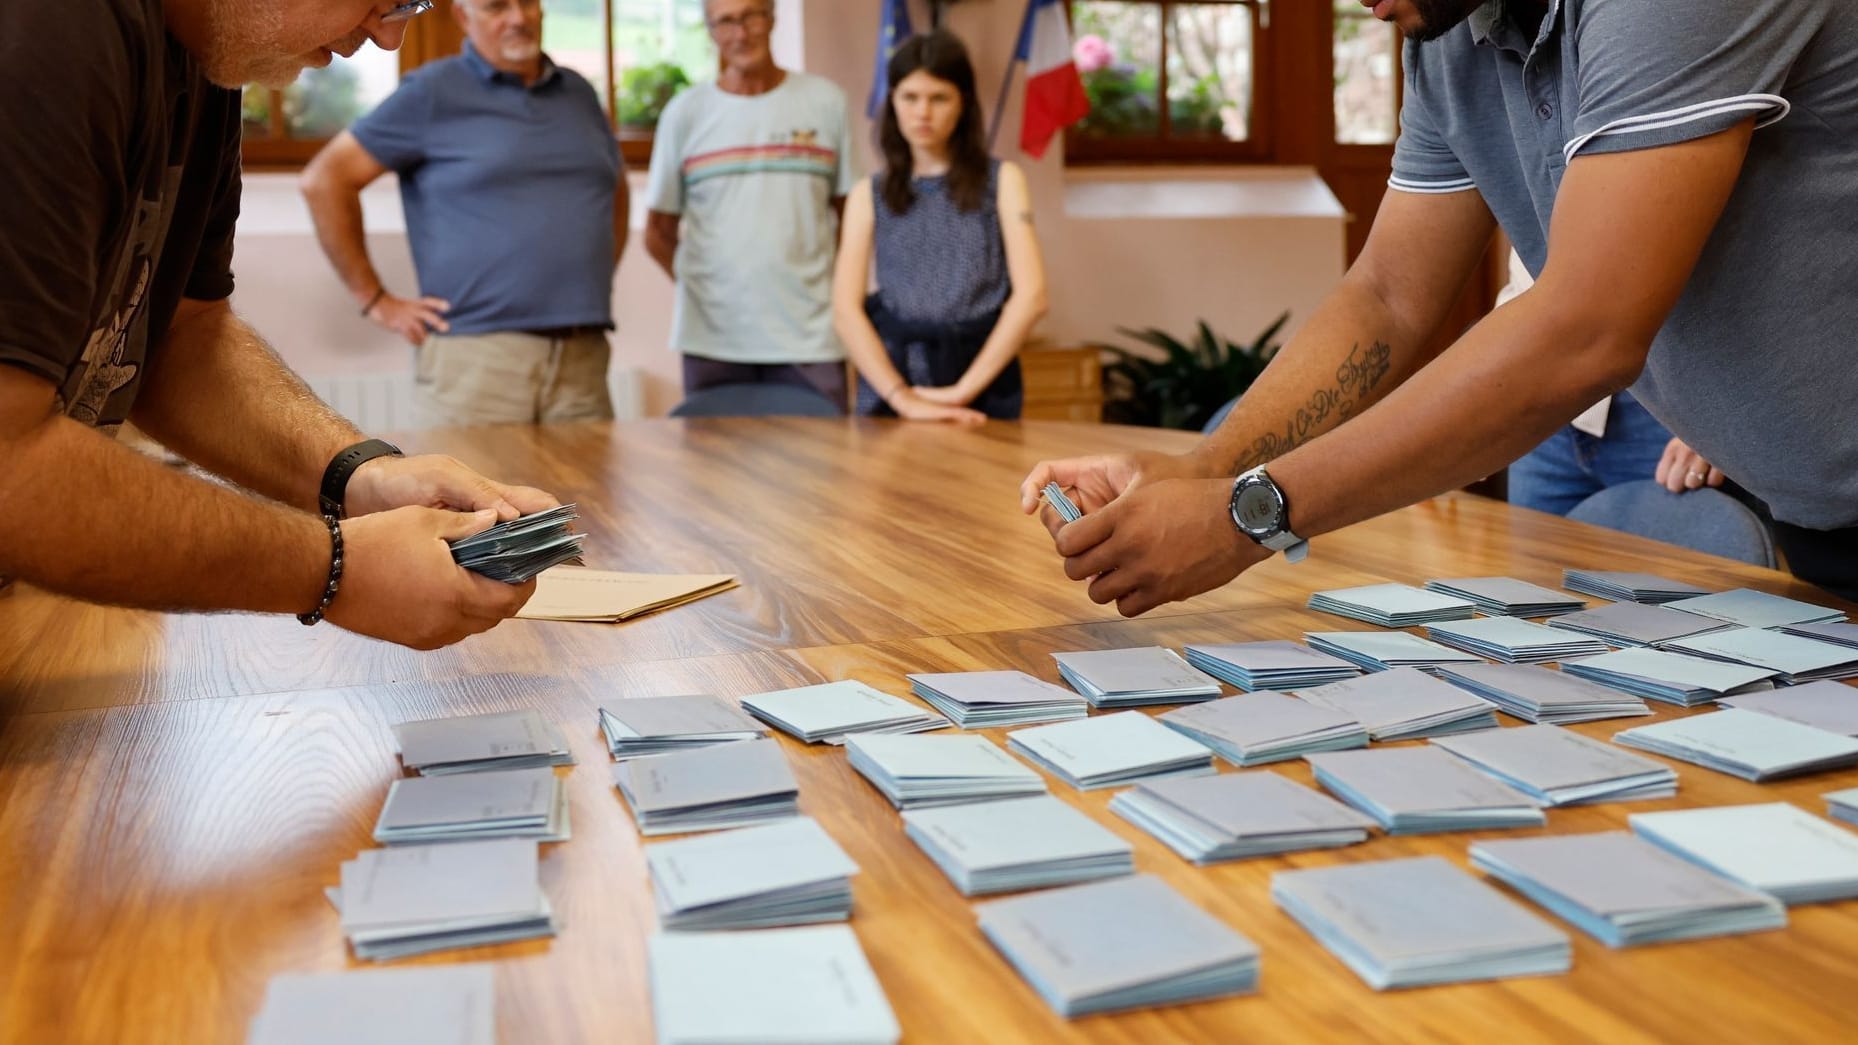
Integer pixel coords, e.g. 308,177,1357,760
0,0,561,649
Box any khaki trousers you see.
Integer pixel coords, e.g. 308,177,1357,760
414,329,614,427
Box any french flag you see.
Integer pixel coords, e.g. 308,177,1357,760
1013,0,1090,158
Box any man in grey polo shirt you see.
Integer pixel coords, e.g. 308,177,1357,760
1023,0,1858,608
302,0,628,428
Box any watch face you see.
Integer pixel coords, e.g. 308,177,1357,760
1234,482,1284,536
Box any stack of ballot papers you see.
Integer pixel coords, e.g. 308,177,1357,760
1431,724,1677,806
1307,583,1476,626
645,817,859,930
1664,588,1846,630
1612,709,1858,781
328,839,556,961
1041,481,1084,523
906,670,1089,728
1295,667,1499,741
1158,692,1368,766
1424,617,1609,664
901,795,1134,896
1781,620,1858,648
1050,646,1223,707
612,738,800,835
1662,627,1858,684
1469,832,1786,947
1559,647,1779,706
515,566,737,622
1305,630,1483,675
450,504,583,583
1306,747,1546,834
1109,771,1375,863
1718,679,1858,736
1182,640,1362,691
844,733,1046,808
1826,788,1858,827
650,926,900,1045
391,709,575,776
739,680,948,744
1424,577,1586,618
1630,803,1858,905
248,965,494,1045
1007,711,1215,790
597,695,769,759
373,766,569,844
1547,601,1731,648
1561,569,1709,604
977,875,1260,1016
1271,856,1571,989
1437,663,1651,725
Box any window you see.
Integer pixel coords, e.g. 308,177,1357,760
242,48,402,167
1333,0,1400,145
542,0,712,165
1069,0,1265,163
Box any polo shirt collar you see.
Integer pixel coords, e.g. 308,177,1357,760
461,40,562,89
1468,0,1563,59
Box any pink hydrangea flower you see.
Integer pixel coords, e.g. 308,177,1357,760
1073,34,1114,74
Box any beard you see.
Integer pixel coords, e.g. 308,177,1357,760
1408,0,1490,43
494,34,543,64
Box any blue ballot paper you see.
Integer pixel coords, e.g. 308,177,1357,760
1612,708,1858,781
1305,630,1484,675
1560,647,1780,706
1007,711,1216,790
1661,626,1858,684
1436,662,1651,725
1305,747,1546,834
1630,802,1858,905
1430,724,1676,806
1308,583,1476,627
901,794,1134,896
1425,576,1586,617
1182,640,1362,691
650,926,900,1045
1664,588,1846,630
1425,616,1609,664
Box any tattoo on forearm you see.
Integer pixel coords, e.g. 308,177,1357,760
1231,339,1393,472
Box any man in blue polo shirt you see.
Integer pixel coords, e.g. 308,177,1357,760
1023,0,1858,607
302,0,627,427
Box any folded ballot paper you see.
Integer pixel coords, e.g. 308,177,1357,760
248,965,495,1045
1437,662,1651,725
1007,711,1216,790
1424,616,1609,665
977,875,1260,1017
1559,647,1779,707
906,670,1089,728
1661,626,1858,684
1304,630,1483,675
327,838,556,961
612,738,800,835
1469,832,1786,947
1158,692,1368,766
1109,770,1375,864
1041,482,1084,523
391,709,575,776
515,566,737,622
1182,640,1362,691
1271,856,1572,990
1826,788,1858,827
844,733,1046,809
1561,569,1710,604
740,680,949,745
650,926,900,1045
449,503,584,584
1612,708,1858,782
1547,601,1731,648
1430,724,1676,806
373,766,569,845
1294,667,1498,741
1723,681,1858,733
902,794,1134,896
1424,577,1586,618
1630,803,1858,905
1050,646,1223,708
1781,620,1858,649
1665,588,1846,630
1307,583,1476,627
597,695,768,760
645,816,858,930
1306,747,1545,834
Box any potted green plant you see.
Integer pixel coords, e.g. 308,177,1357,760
1098,312,1290,430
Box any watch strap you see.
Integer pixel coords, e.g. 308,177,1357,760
318,438,403,519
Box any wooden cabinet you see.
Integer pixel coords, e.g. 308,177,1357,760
1019,344,1104,422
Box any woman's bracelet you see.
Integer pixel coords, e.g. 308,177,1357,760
880,380,907,405
297,515,345,626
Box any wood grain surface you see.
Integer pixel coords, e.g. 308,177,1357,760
3,419,1854,1044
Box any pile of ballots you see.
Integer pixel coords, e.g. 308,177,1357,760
1429,724,1677,806
907,670,1088,728
374,766,570,844
392,709,575,776
1423,616,1608,665
1050,646,1223,708
644,817,858,931
1041,482,1084,523
902,795,1134,896
450,504,584,583
1182,640,1361,692
1561,569,1709,604
845,733,1047,809
247,965,494,1045
598,695,768,760
740,680,949,745
1437,663,1650,725
612,738,800,835
328,838,556,961
1307,583,1475,627
650,927,900,1045
1110,771,1375,864
1612,709,1858,782
1305,747,1545,835
1158,692,1368,766
1559,647,1779,706
1423,577,1586,618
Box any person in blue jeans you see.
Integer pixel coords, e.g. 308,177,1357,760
1507,391,1674,515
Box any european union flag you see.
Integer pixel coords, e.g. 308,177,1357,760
866,0,916,118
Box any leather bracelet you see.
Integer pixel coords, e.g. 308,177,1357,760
360,287,387,316
297,515,344,626
880,380,906,405
318,438,403,519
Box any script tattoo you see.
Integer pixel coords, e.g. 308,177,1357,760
1232,339,1393,471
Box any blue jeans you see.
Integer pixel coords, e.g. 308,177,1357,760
1507,392,1673,516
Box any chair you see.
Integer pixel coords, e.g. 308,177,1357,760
1566,480,1777,568
1202,395,1240,435
669,383,844,419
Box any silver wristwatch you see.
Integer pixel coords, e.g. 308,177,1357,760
1228,465,1309,563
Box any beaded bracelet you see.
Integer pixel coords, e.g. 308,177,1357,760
297,515,345,626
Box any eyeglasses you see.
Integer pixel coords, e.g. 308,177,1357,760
707,8,772,34
382,1,435,23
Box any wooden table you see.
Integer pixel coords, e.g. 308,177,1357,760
3,419,1855,1044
